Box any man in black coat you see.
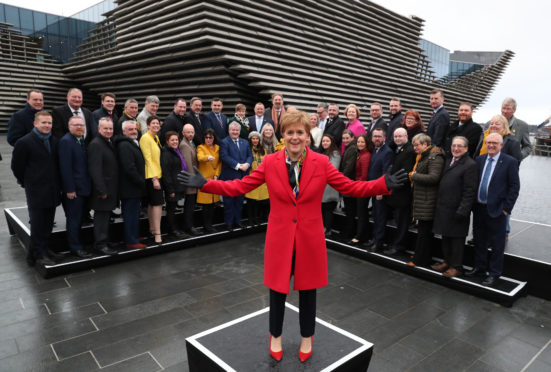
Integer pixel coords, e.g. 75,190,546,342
116,98,139,136
366,102,387,138
432,136,479,277
323,104,346,147
52,88,94,143
160,98,187,142
427,89,450,147
11,111,62,267
91,92,119,138
115,120,147,249
58,116,93,259
203,97,229,140
7,89,44,146
383,128,416,254
442,102,482,157
88,117,119,255
386,98,404,145
183,97,205,146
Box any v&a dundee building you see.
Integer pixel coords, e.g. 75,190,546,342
0,0,514,130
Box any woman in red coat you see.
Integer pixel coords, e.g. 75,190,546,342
179,110,406,362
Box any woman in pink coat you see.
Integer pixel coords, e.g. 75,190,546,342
179,110,406,363
341,104,366,153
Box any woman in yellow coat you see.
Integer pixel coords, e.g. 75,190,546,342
245,131,269,226
196,129,221,233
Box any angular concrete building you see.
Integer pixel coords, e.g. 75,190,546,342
1,0,514,131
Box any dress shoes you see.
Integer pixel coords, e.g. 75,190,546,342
226,225,234,232
465,268,486,277
383,247,398,255
443,267,461,278
171,230,189,239
204,226,217,234
299,336,313,362
73,249,93,259
431,262,449,272
126,243,147,250
186,227,201,236
364,242,382,253
234,224,244,230
269,335,283,362
482,276,497,286
36,257,56,266
47,249,64,261
467,238,475,246
96,246,118,256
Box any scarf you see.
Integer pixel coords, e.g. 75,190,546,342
409,145,432,181
479,130,491,155
172,147,187,172
33,127,51,153
285,148,306,198
272,106,286,131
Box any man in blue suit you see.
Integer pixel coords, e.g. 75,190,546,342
58,116,93,259
247,102,274,133
203,97,228,140
366,128,395,252
466,133,520,286
427,89,450,147
220,122,253,230
91,92,118,138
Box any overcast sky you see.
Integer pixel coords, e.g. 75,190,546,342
7,0,549,124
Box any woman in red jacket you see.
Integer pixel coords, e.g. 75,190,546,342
179,110,406,362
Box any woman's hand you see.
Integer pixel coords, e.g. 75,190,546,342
207,155,215,161
153,178,161,190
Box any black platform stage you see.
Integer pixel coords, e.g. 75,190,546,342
186,302,373,371
5,204,550,306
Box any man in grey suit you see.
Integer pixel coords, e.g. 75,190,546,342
500,97,532,160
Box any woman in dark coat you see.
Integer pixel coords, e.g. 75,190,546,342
349,134,373,245
432,136,479,277
161,131,188,237
402,110,425,141
339,129,357,238
407,133,445,267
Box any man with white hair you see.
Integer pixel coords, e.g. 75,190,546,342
137,95,160,135
500,97,532,160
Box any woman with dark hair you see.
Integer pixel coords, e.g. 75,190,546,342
319,134,341,236
402,110,426,141
245,131,269,226
196,129,221,233
160,130,188,237
139,115,163,244
179,110,406,363
339,129,357,238
349,134,374,245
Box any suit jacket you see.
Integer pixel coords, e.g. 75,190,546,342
183,112,205,146
220,136,253,181
367,117,388,136
247,115,274,133
323,116,346,147
178,139,199,194
386,112,404,145
58,132,91,196
427,106,450,147
201,148,391,293
160,111,186,142
368,143,394,181
204,111,228,140
475,153,520,218
7,103,39,146
11,131,61,208
443,118,482,157
91,106,119,138
114,135,146,200
52,104,94,144
88,135,119,211
508,116,532,160
433,155,479,237
116,111,138,136
474,133,522,163
384,141,416,208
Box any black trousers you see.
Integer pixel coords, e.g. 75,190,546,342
321,201,337,232
354,197,370,242
413,219,434,266
165,195,181,233
390,205,411,251
441,236,465,269
183,194,196,232
28,207,56,259
201,203,214,229
372,197,388,245
93,210,111,248
342,197,356,238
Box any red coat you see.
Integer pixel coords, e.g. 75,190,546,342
202,148,390,294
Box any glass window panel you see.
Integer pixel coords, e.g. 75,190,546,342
19,8,33,31
4,5,20,28
47,14,60,36
33,11,46,32
0,5,5,24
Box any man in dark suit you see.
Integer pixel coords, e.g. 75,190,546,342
52,88,93,143
323,103,346,147
442,102,482,157
386,98,404,145
58,116,93,259
11,111,62,267
88,117,119,256
220,122,253,229
7,89,44,146
466,133,520,286
203,97,228,140
116,98,139,135
247,102,274,133
160,98,187,142
183,96,205,146
367,102,387,138
91,92,118,138
383,128,416,255
366,127,394,252
427,89,450,147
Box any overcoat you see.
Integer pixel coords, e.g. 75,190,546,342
88,135,119,211
433,155,479,237
410,145,445,220
384,141,416,208
196,144,222,204
201,148,390,293
115,136,146,200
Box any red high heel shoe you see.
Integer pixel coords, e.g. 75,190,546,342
299,336,313,362
270,335,283,361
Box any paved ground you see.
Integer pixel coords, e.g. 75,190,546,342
1,135,550,371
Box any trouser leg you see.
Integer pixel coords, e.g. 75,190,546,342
93,210,111,247
269,289,286,337
183,194,196,231
298,289,317,337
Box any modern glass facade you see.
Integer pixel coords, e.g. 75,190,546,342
448,61,484,81
0,3,98,63
419,39,450,79
70,0,116,23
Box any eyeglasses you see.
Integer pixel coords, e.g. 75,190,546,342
205,136,214,139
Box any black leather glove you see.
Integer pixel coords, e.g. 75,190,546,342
385,165,408,190
177,166,207,189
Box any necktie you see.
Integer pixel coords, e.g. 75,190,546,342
450,157,456,166
196,114,201,124
479,157,494,203
108,112,113,119
73,110,79,116
234,139,239,149
216,113,223,127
